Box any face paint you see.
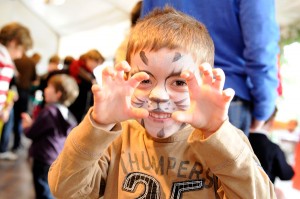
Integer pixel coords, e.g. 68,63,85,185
130,48,200,138
139,51,148,65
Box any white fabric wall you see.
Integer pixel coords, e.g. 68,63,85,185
1,0,131,74
0,0,59,75
59,21,129,64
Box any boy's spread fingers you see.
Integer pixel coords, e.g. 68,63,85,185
102,67,116,83
114,63,124,79
118,61,131,72
212,68,225,91
115,61,131,80
115,61,131,72
91,84,99,92
130,107,149,119
172,111,192,123
102,66,114,76
222,88,235,102
129,72,149,88
116,69,125,80
102,67,115,77
181,70,199,93
199,63,213,85
91,84,103,97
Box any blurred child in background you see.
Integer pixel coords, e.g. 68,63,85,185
22,74,79,199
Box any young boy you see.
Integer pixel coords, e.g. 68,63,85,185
48,7,276,198
22,74,79,199
0,22,32,160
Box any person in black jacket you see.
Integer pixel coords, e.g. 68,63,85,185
249,107,294,183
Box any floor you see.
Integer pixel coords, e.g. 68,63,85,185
0,137,35,199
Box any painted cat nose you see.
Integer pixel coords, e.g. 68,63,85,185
149,97,169,103
149,85,169,103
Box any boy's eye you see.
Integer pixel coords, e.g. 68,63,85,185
137,78,154,89
173,80,187,86
141,79,151,84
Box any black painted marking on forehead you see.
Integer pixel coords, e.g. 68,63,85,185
172,52,182,62
140,51,148,65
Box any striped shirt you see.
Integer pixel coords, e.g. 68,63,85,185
0,44,14,112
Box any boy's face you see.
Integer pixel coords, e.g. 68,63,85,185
44,83,61,104
130,48,200,139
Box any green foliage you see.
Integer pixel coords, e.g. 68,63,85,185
279,21,300,49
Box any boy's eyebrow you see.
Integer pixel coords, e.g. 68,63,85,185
131,69,154,78
140,51,182,65
166,67,197,79
166,67,183,79
172,52,182,62
139,51,148,65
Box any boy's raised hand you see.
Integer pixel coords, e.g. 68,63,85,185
172,63,235,138
21,112,33,129
91,61,149,125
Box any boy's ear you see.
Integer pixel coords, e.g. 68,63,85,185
56,90,63,101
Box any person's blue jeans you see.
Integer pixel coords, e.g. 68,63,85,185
13,90,27,150
0,108,14,152
32,159,54,199
228,96,251,136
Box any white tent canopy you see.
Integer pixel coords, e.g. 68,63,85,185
1,0,140,74
1,0,300,74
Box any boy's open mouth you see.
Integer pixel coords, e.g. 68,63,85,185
149,112,171,119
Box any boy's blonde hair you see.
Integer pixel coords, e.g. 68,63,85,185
48,74,79,107
0,22,33,51
126,6,215,66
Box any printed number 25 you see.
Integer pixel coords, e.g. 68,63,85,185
122,172,203,199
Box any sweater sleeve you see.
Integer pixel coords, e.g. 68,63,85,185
48,108,122,198
188,120,276,199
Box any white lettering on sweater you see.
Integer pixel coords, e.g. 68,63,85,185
120,151,215,193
